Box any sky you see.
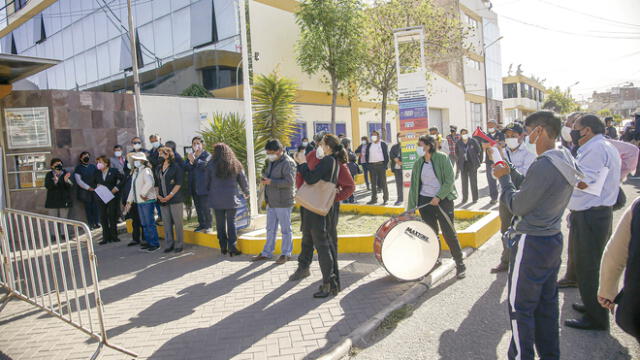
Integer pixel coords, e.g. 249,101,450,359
490,0,640,100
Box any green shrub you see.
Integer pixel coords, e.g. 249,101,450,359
181,84,213,98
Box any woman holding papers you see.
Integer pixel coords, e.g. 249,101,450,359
94,156,123,245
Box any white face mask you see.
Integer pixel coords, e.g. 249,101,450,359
505,138,520,150
151,141,160,149
371,135,378,142
134,161,142,168
267,154,278,162
524,128,540,155
193,143,201,152
561,126,573,143
114,151,122,157
316,146,325,159
133,143,142,151
301,141,308,147
488,128,496,134
416,146,426,157
461,134,469,140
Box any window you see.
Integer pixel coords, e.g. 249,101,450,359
520,83,527,99
191,0,218,48
6,153,49,190
34,14,46,44
464,13,478,29
202,66,242,90
464,57,480,70
471,102,483,128
503,83,517,99
15,0,27,11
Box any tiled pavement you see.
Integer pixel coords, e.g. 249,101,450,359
0,240,415,360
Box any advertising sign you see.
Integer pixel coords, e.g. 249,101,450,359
5,107,51,149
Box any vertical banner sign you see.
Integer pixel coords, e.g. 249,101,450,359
394,27,429,192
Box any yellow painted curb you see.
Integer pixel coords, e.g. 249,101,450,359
354,169,393,185
127,205,500,255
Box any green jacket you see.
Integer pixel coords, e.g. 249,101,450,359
407,151,457,210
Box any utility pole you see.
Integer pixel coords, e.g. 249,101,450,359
127,0,143,138
238,0,258,218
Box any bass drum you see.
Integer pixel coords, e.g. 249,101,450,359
374,215,441,281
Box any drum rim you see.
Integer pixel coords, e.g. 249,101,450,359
374,215,443,281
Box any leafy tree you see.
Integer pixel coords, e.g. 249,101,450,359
296,0,364,133
200,113,267,177
181,84,213,98
359,0,468,139
597,109,622,123
543,86,578,114
253,71,298,146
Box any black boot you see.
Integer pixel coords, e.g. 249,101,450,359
456,261,467,279
313,283,337,298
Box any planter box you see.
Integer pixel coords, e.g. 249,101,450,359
127,204,500,254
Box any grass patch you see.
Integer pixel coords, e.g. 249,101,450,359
378,305,414,331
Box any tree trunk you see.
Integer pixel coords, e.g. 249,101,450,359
331,76,338,134
381,90,388,141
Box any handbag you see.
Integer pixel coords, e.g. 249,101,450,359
295,159,338,216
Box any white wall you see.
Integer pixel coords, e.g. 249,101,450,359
140,95,244,151
428,73,466,131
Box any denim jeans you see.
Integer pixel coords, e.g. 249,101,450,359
138,202,160,247
261,206,293,257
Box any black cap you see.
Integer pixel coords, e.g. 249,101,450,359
502,123,524,134
450,125,458,131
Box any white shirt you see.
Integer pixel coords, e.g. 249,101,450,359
419,161,441,197
568,135,621,211
505,145,536,176
369,142,384,163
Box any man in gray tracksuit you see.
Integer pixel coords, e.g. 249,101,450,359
493,111,582,360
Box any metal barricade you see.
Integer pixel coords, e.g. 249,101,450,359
0,208,137,359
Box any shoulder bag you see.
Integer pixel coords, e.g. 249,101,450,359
295,159,338,216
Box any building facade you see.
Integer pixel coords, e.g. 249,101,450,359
0,0,503,148
502,74,546,123
588,84,640,118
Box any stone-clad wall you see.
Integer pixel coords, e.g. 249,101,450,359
1,90,136,218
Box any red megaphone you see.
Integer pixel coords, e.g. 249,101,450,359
472,127,497,146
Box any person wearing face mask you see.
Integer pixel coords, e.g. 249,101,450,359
94,156,123,245
604,117,618,140
483,119,505,205
45,158,73,240
295,134,351,297
407,135,466,279
565,114,621,331
163,140,185,170
110,145,126,175
121,153,144,248
127,137,150,175
124,152,160,252
455,129,483,204
73,151,100,230
493,111,582,360
341,137,359,204
147,134,164,167
291,134,355,284
491,123,536,273
252,140,297,263
355,136,371,191
365,130,390,205
154,146,185,253
389,133,403,206
446,126,461,177
185,136,212,233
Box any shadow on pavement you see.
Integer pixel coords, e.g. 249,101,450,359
149,261,373,360
437,274,508,359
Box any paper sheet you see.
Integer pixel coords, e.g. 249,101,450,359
576,167,609,197
95,184,115,204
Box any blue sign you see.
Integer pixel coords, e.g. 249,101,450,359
367,122,392,142
314,122,347,136
289,122,307,147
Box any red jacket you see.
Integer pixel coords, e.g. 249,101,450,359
296,149,355,202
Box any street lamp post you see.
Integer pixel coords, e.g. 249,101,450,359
127,0,143,138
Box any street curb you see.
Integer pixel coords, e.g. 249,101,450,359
318,247,476,360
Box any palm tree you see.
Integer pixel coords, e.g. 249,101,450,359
252,71,298,146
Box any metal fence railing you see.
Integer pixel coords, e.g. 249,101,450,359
0,208,137,359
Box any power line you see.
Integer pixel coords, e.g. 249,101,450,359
534,0,640,29
500,15,640,39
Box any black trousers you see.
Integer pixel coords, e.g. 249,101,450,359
393,169,403,202
570,206,613,328
214,208,238,251
499,201,513,266
369,162,389,202
126,203,142,243
193,193,212,229
298,206,339,287
99,198,120,242
460,162,479,202
362,163,371,189
485,162,499,201
418,196,463,263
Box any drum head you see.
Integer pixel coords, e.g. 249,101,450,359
380,219,440,281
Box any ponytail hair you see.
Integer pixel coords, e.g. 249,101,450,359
322,134,348,164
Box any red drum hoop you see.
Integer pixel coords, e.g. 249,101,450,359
374,215,441,281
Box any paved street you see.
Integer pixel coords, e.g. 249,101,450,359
353,176,640,359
